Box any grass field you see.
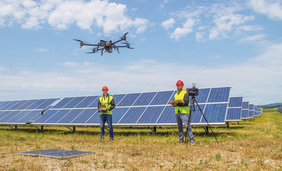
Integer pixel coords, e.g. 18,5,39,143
0,109,281,170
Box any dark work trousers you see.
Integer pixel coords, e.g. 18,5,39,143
176,113,194,141
100,114,114,140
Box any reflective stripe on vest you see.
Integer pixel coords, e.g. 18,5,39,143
174,90,189,114
99,95,113,115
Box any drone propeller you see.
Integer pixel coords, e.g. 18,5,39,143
125,42,134,49
73,39,85,48
121,41,129,44
86,48,99,54
114,46,120,53
121,32,128,41
101,49,104,56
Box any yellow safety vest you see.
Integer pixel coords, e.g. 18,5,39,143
174,90,189,114
99,95,113,115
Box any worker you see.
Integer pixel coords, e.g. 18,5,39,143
171,80,195,143
98,86,115,140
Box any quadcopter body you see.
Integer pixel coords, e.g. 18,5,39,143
74,32,133,56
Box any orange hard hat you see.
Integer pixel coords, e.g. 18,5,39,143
102,86,108,90
176,80,184,86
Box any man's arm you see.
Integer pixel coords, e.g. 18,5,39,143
177,92,189,106
109,98,115,110
98,99,101,111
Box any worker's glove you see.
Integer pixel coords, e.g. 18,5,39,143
170,100,183,107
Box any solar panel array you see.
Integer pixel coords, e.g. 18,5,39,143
32,87,231,126
0,98,59,125
225,97,263,122
0,86,263,128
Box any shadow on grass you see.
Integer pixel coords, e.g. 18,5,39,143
0,125,240,139
220,126,245,129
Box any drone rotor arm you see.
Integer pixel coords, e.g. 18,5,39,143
82,43,99,46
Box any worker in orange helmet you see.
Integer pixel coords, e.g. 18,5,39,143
98,86,115,140
172,80,195,143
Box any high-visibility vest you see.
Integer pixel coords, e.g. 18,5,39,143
99,95,114,115
174,90,189,114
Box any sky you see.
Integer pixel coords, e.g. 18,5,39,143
0,0,282,105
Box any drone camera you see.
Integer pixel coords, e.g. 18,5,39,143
187,83,199,97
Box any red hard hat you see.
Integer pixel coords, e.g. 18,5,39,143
176,80,184,86
102,86,108,90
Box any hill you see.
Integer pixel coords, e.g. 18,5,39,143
261,102,282,107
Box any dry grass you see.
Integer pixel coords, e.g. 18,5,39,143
0,109,281,170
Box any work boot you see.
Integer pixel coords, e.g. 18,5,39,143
190,139,195,145
178,139,184,143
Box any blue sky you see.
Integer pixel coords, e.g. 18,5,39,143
0,0,282,105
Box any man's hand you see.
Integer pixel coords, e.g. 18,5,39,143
106,107,110,111
170,100,184,106
170,100,179,106
98,107,102,112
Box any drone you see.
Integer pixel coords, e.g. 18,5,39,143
74,32,133,56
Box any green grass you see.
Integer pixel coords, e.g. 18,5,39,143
0,109,281,170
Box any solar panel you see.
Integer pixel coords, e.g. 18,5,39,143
119,107,146,124
226,97,242,121
195,88,210,103
32,87,230,126
75,96,99,108
137,106,165,124
241,101,249,119
156,106,175,124
248,104,255,118
85,110,100,124
19,149,92,159
0,98,59,125
150,91,175,105
118,93,141,106
133,92,157,106
207,87,230,103
229,97,243,107
200,104,228,124
254,106,262,117
226,108,241,121
72,109,97,124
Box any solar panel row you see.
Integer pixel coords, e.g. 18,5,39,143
32,87,231,126
0,98,59,125
0,86,263,128
0,99,57,110
226,96,263,122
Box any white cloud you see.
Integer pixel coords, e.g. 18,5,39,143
0,0,149,34
249,0,282,20
161,18,175,30
170,18,194,40
1,43,282,104
209,12,254,39
239,34,265,42
237,25,264,31
165,4,256,41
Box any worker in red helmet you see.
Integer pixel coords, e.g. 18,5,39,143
172,80,195,143
98,86,115,140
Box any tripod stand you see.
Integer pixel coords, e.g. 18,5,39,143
186,95,219,145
